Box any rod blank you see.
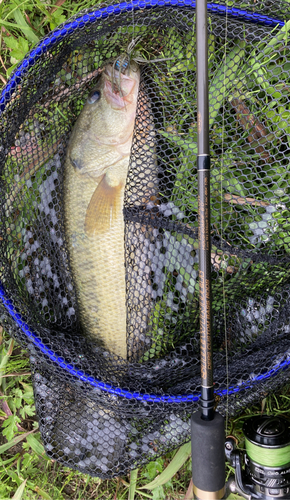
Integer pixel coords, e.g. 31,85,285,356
196,0,214,420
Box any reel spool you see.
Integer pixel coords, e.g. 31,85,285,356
226,416,290,500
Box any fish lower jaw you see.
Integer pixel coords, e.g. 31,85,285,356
104,88,126,109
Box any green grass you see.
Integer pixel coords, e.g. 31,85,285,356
1,1,290,499
0,0,104,82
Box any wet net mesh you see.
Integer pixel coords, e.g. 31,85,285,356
0,0,290,478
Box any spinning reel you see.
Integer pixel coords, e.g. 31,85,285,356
192,414,290,499
226,415,290,500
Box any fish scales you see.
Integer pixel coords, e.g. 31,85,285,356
64,64,140,359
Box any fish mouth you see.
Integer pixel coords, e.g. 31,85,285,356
104,67,136,109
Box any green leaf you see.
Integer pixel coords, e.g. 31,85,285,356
13,387,23,410
2,415,21,441
13,9,39,44
144,458,164,481
209,41,245,127
12,479,27,500
152,485,165,500
3,36,19,50
50,8,66,31
22,391,35,406
26,434,47,458
0,430,37,455
21,405,35,418
128,468,138,500
140,441,191,490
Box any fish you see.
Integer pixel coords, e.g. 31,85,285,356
64,61,140,360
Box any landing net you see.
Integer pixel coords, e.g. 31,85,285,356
0,0,290,477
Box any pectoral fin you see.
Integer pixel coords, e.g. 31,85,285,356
85,174,123,235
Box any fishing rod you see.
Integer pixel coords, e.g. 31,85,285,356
191,0,226,498
191,2,290,499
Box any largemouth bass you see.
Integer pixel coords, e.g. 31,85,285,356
64,62,140,360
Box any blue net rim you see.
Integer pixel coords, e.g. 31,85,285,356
0,0,285,113
0,1,288,403
0,283,289,403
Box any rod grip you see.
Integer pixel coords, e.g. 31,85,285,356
191,411,225,499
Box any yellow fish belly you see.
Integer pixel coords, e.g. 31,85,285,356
65,158,129,359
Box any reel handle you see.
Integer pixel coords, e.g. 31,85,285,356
227,476,252,500
225,437,252,500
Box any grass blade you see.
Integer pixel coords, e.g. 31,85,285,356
243,20,290,79
139,441,191,490
13,9,39,43
158,130,197,153
257,19,290,57
12,479,27,500
209,41,245,127
128,468,138,500
27,484,53,500
0,454,21,466
182,478,193,500
134,490,153,499
26,434,47,458
0,338,14,368
0,429,37,455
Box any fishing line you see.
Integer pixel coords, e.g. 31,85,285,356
225,414,290,497
131,0,135,54
245,436,290,467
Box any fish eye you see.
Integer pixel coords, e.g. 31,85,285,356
88,90,101,104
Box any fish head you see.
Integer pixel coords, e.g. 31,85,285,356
90,62,139,132
67,62,140,175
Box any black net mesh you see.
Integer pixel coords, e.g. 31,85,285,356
0,0,290,478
